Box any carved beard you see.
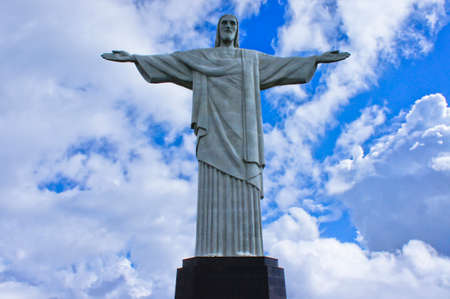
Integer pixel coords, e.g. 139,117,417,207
220,31,236,44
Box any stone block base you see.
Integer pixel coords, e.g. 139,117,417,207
175,256,286,299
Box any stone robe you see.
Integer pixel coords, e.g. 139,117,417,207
134,48,317,256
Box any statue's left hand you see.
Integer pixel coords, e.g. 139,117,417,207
316,50,350,64
101,50,136,62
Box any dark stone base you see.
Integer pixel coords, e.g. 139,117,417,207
175,256,287,299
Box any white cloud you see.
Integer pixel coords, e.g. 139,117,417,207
271,238,450,299
274,187,303,210
266,209,450,299
277,0,339,54
302,199,326,213
273,0,446,138
0,281,50,299
431,153,450,171
324,105,387,195
326,94,450,254
325,105,389,195
264,207,320,249
335,105,387,153
231,0,267,17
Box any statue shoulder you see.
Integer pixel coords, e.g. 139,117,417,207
173,48,265,55
241,48,269,59
240,49,268,61
173,48,215,58
241,48,260,54
172,48,266,61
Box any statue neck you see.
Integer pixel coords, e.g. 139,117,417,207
219,39,234,48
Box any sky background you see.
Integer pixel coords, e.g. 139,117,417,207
1,0,450,298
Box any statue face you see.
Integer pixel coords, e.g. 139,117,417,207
219,15,237,44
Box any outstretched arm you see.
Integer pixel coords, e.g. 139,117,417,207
259,50,350,90
315,50,350,64
101,50,136,63
102,51,194,89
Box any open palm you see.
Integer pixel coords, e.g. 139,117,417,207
101,50,135,62
317,50,350,64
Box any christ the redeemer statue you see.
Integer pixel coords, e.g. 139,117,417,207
102,14,349,257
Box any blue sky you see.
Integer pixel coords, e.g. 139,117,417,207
1,0,450,298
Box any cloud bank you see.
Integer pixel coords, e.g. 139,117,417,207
266,208,450,299
0,0,449,298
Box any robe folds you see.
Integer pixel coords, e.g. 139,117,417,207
135,48,317,196
134,48,317,256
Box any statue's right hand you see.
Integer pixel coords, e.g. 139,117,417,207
101,50,135,62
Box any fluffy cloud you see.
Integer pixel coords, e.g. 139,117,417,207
273,239,450,299
264,207,319,248
276,0,339,54
334,105,387,154
327,94,450,254
431,153,450,171
265,208,450,299
271,0,446,141
231,0,267,17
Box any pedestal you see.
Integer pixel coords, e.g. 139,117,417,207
175,256,287,299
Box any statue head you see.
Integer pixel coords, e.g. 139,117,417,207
215,14,239,48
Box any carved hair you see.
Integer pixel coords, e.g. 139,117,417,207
215,14,239,48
